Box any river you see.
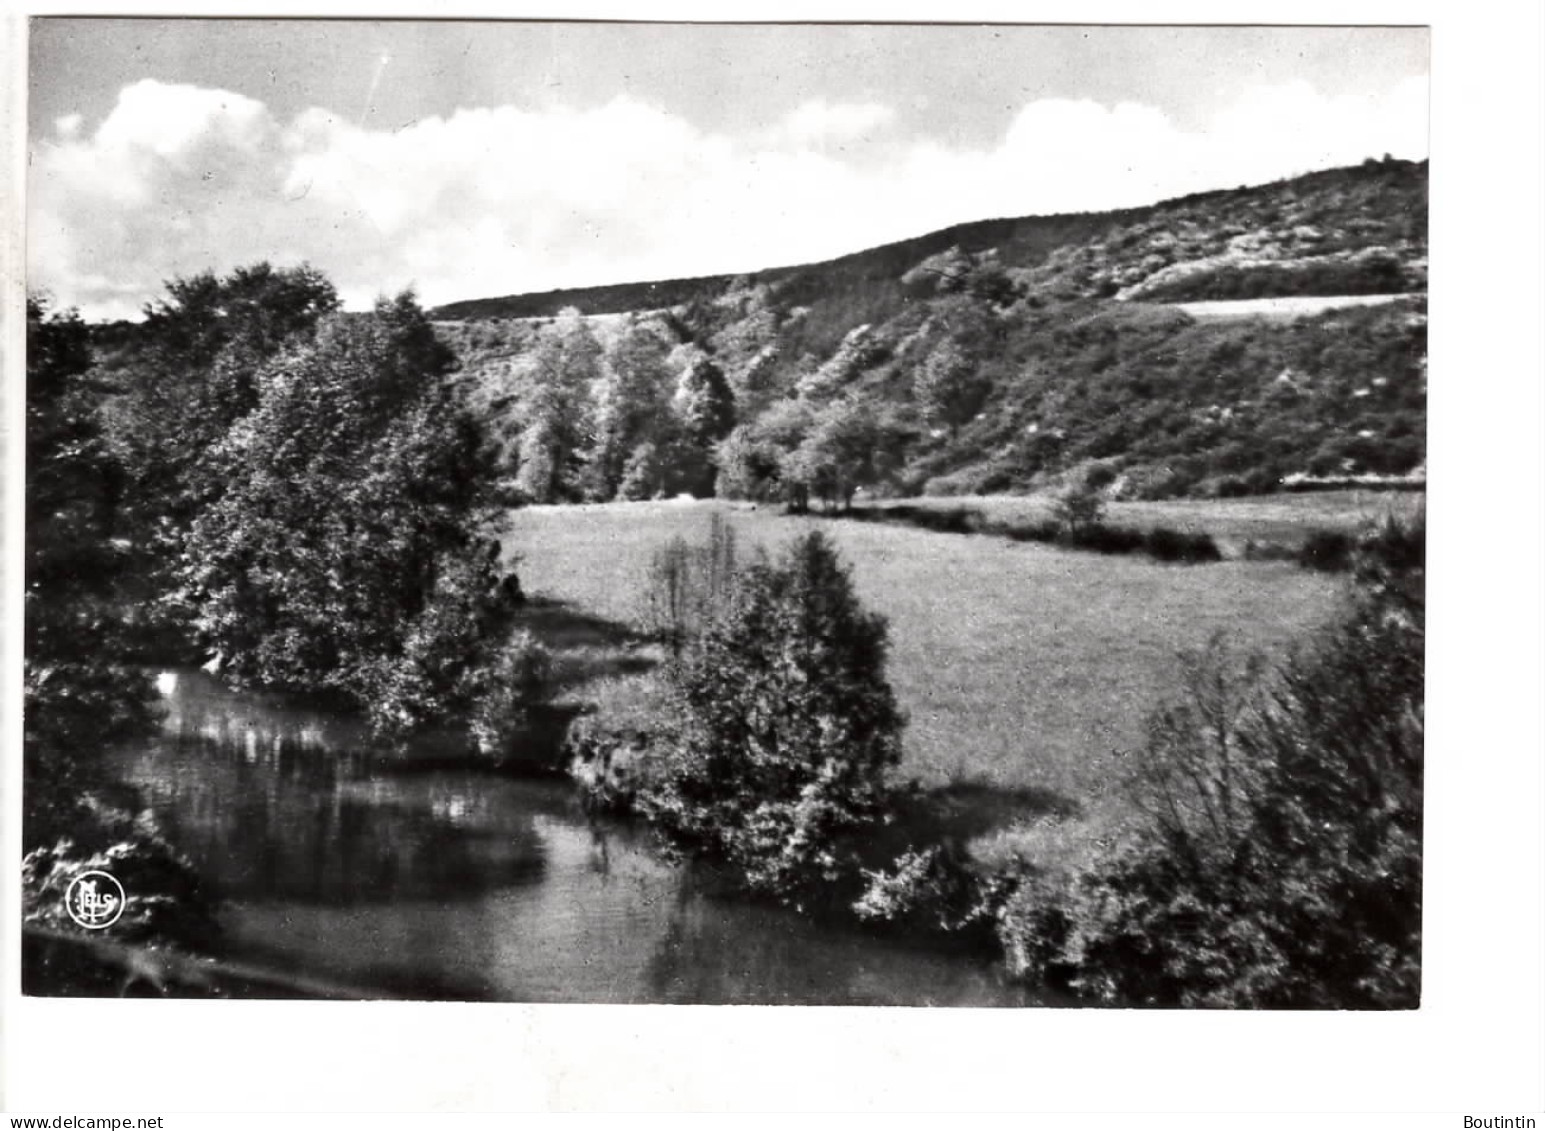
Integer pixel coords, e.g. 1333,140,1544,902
105,669,1045,1006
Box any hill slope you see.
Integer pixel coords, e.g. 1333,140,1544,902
436,158,1426,504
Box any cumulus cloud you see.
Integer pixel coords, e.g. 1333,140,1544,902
774,100,897,146
28,77,1428,320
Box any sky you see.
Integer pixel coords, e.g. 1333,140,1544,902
27,21,1429,320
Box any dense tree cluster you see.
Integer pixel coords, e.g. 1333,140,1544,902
176,293,510,736
635,530,906,900
24,295,217,949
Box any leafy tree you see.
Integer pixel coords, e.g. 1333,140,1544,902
787,396,896,511
617,441,667,501
638,531,905,899
584,316,676,500
714,424,786,503
176,291,505,736
1053,481,1107,534
102,263,339,537
22,298,217,958
902,245,1020,306
714,397,817,510
795,323,881,402
23,296,157,842
512,307,602,503
914,338,992,437
671,350,736,496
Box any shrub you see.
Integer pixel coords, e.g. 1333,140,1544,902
636,530,905,901
636,511,741,655
1144,526,1223,563
467,630,554,759
565,715,658,814
1053,483,1107,534
1065,521,1145,555
1240,538,1298,563
852,843,996,934
1297,528,1355,572
998,537,1423,1008
907,505,985,535
22,797,221,952
995,518,1058,544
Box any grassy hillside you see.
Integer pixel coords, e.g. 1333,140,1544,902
436,158,1426,505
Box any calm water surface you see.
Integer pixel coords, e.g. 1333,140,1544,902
109,670,1043,1006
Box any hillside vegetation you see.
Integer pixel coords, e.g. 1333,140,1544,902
436,158,1426,505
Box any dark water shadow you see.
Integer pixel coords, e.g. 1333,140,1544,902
510,597,659,691
899,779,1083,845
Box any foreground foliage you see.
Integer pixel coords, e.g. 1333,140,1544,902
24,296,216,951
996,516,1424,1007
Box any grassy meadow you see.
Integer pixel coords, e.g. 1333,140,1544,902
501,498,1350,807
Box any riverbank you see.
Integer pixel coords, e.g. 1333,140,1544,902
100,673,1047,1005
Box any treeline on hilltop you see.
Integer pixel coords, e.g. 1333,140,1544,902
439,157,1425,507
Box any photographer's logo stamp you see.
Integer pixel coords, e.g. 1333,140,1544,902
64,870,125,929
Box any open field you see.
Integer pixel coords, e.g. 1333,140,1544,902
868,490,1425,557
502,498,1347,801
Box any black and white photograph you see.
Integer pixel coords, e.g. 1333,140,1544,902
18,16,1434,1008
5,5,1544,1119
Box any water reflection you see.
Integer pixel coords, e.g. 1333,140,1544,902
110,669,1044,1005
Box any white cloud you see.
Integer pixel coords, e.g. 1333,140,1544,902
29,78,1428,320
775,100,897,146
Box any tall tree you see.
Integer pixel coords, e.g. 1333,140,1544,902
914,338,992,437
177,291,503,735
584,315,675,500
512,307,602,503
102,262,339,536
640,531,905,899
671,350,736,497
23,296,156,842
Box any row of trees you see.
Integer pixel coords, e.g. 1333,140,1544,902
466,309,737,504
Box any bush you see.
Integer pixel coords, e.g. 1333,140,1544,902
22,800,221,951
1297,528,1355,572
1002,518,1062,544
902,505,985,535
852,843,996,934
636,511,741,655
1065,521,1145,555
998,547,1423,1008
468,630,554,759
1144,526,1223,563
636,530,905,901
1054,483,1107,534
